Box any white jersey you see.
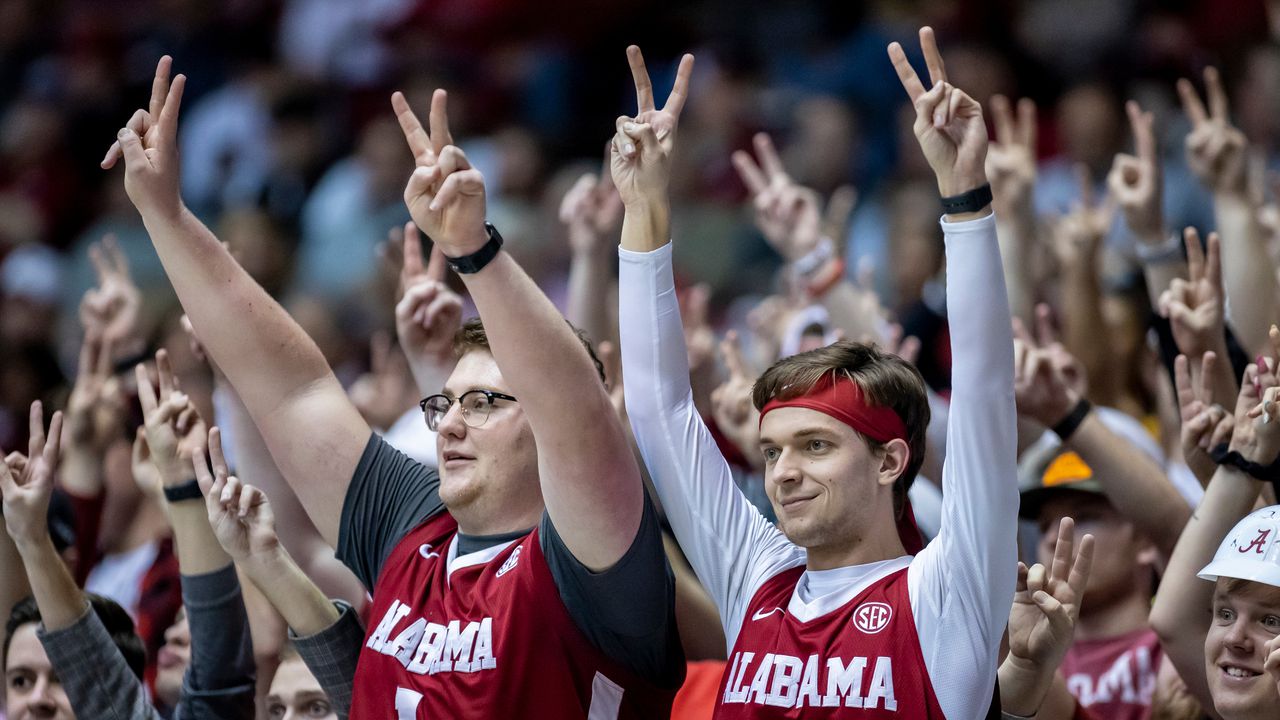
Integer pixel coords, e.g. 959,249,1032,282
618,213,1017,719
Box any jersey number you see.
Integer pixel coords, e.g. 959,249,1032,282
395,687,423,719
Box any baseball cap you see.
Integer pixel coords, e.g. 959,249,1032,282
1198,506,1280,588
1018,449,1107,520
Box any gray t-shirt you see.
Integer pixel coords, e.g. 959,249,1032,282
336,434,683,686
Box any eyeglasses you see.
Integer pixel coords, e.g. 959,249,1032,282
420,390,519,431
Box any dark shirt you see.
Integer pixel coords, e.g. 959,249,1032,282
336,434,683,685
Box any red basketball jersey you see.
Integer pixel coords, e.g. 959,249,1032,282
714,566,945,718
349,512,676,719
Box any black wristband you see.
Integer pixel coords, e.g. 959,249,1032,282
163,478,203,503
444,222,504,275
1209,444,1280,487
1051,398,1093,442
940,183,993,215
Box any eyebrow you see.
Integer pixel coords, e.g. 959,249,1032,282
759,427,836,445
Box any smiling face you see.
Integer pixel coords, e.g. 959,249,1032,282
1205,578,1280,719
5,623,75,719
758,406,908,567
434,350,543,535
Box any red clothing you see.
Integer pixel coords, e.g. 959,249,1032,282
1062,627,1161,720
349,513,676,719
714,567,944,718
674,661,727,720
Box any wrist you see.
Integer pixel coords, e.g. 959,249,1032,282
13,533,56,559
937,171,989,200
237,544,291,577
1050,396,1091,441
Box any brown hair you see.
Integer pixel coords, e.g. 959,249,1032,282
752,340,930,514
453,317,606,385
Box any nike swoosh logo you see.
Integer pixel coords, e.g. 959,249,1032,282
752,607,784,621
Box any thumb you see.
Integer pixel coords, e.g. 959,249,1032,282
117,128,148,169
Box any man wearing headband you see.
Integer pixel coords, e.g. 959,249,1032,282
616,27,1016,717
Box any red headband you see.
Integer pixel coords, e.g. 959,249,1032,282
759,373,924,554
759,373,908,444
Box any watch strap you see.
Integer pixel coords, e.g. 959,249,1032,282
1051,398,1093,442
940,183,993,215
444,222,504,275
163,478,204,503
1210,444,1280,490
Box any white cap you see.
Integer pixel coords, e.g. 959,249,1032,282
1198,506,1280,588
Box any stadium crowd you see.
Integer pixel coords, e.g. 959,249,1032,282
4,0,1280,718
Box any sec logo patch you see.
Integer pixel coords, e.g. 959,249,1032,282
853,602,892,634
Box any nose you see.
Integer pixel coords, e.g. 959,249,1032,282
769,448,804,489
1222,615,1255,653
436,399,468,439
28,675,58,714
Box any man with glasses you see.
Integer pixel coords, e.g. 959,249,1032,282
104,58,684,717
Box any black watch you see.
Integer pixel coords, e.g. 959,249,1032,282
444,222,504,275
163,478,203,503
940,183,993,215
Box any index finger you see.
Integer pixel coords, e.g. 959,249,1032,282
887,42,926,102
1205,231,1222,295
207,426,229,479
990,94,1014,144
731,150,768,196
1177,78,1208,126
918,27,947,86
1034,303,1059,348
662,53,695,118
88,243,110,286
1204,66,1229,122
135,363,158,414
401,221,423,280
41,412,62,470
148,56,172,125
157,74,186,149
156,349,175,399
753,132,786,182
1183,227,1204,283
1050,516,1075,584
103,234,129,278
1067,533,1095,596
626,45,655,113
721,330,748,379
27,401,44,461
391,91,431,162
1200,351,1218,403
1017,97,1037,151
1126,100,1155,163
428,89,452,157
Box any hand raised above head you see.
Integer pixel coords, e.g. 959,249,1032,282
194,427,280,564
0,402,63,546
392,90,488,258
1107,100,1165,240
610,46,695,207
108,56,187,220
1178,67,1248,197
887,27,988,199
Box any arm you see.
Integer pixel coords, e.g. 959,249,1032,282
616,47,804,642
393,86,642,570
291,600,365,720
1157,228,1238,409
1179,68,1278,355
986,94,1040,325
561,157,623,346
1150,361,1276,711
110,57,369,545
885,28,1019,719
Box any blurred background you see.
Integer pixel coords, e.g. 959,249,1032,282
1,0,1278,452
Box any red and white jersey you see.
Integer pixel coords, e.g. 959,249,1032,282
349,512,675,719
716,565,944,718
619,213,1017,718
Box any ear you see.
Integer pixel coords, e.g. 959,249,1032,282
876,438,910,488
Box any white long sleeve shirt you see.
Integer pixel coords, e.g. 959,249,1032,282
618,213,1017,718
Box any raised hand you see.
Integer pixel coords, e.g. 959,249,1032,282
65,329,123,453
1012,307,1087,427
1266,634,1280,698
111,55,187,219
681,283,716,377
135,349,208,484
348,330,416,430
710,331,762,468
194,427,279,564
731,133,824,261
887,27,989,199
985,95,1038,213
1006,517,1094,684
610,46,695,206
0,402,64,546
79,235,143,359
1050,165,1114,272
1107,100,1165,240
1175,352,1235,484
1178,67,1249,197
560,150,624,255
394,222,462,364
1158,228,1224,357
1227,360,1280,466
393,90,488,257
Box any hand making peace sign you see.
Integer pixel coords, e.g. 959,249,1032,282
109,55,187,220
887,27,989,200
610,46,695,206
1178,67,1248,198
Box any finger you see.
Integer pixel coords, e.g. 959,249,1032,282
156,349,174,399
95,335,114,380
429,169,484,212
1200,351,1219,403
918,26,947,85
202,426,228,481
89,243,110,286
425,241,447,284
391,91,431,161
1126,100,1156,163
148,55,172,122
1269,325,1280,368
116,127,148,169
663,53,695,118
731,150,769,196
1183,227,1204,282
135,363,158,414
419,291,461,331
220,474,241,510
1017,97,1037,151
823,185,859,251
1205,231,1223,296
898,335,921,365
401,221,424,280
626,45,655,113
1015,561,1029,593
1204,66,1229,121
721,330,748,379
428,89,452,157
27,401,44,461
157,73,186,149
175,406,197,435
1177,77,1208,126
102,234,130,280
1034,303,1059,348
77,329,99,379
685,283,711,329
191,445,215,498
41,412,62,470
1025,562,1047,595
1074,163,1095,212
887,41,926,102
1011,316,1034,346
1051,516,1076,583
1033,591,1070,633
753,132,787,182
237,482,259,517
154,394,188,426
1068,532,1096,596
990,94,1014,144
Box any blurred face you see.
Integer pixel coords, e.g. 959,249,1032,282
154,611,189,708
266,657,336,719
5,623,74,719
759,407,901,564
435,351,542,534
1038,492,1152,615
1205,579,1280,719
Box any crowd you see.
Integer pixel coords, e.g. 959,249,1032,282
4,1,1280,719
